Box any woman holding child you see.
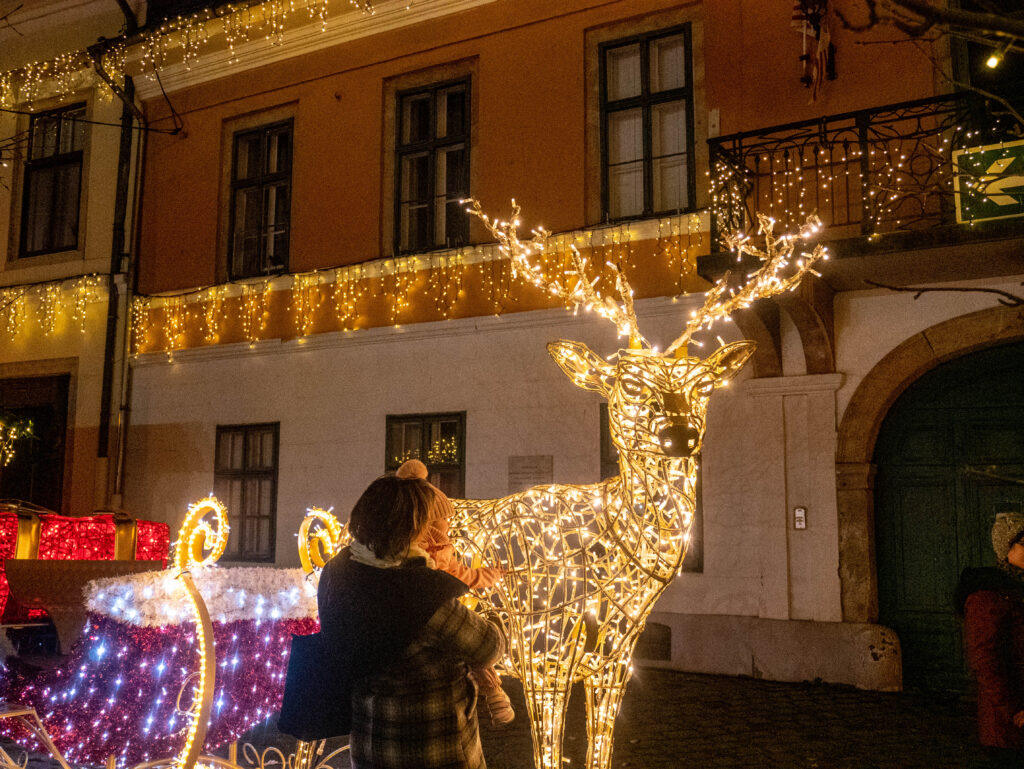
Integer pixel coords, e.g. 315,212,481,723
315,470,509,769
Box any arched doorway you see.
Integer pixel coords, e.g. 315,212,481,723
874,340,1024,690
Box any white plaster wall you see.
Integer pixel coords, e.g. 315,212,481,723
123,273,1024,630
834,275,1024,417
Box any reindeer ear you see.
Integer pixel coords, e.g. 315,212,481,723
547,340,615,395
705,341,756,387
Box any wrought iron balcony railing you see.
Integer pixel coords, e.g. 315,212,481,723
707,92,1022,251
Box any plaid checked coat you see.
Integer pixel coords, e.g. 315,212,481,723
318,551,504,769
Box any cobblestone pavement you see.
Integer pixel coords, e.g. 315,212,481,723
4,667,1018,769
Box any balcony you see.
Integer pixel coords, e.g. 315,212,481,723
702,92,1024,288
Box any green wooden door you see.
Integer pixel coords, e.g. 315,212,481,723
875,341,1024,690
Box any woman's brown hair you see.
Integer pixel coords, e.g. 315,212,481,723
348,474,436,559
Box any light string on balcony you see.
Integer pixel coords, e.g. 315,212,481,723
707,103,1016,246
0,0,374,110
128,215,702,357
0,274,104,340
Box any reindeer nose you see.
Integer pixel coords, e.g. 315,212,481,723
658,393,700,456
658,423,701,457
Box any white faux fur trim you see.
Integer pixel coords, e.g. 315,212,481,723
83,566,319,627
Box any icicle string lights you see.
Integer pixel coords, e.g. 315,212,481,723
0,0,375,110
129,216,701,356
0,275,104,339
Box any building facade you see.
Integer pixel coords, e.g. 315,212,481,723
0,0,143,518
4,0,1023,691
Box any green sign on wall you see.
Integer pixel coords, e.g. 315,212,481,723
953,138,1024,223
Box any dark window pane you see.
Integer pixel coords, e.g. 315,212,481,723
605,43,641,100
395,79,471,252
52,163,82,248
228,120,292,278
215,424,278,561
601,27,692,221
649,34,686,92
234,132,262,181
386,414,464,496
444,201,468,247
402,94,431,144
401,152,431,203
440,145,467,196
266,128,290,174
401,203,429,252
31,116,59,160
439,86,466,139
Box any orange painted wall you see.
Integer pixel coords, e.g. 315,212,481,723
137,0,938,295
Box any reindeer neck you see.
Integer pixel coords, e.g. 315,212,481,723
615,451,694,527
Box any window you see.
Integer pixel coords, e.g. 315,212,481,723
20,104,86,257
0,375,70,513
600,26,695,220
386,412,466,497
228,121,292,279
600,404,701,571
395,79,470,253
214,423,279,562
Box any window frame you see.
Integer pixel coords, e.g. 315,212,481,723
598,23,696,222
214,422,280,563
18,102,87,258
385,411,467,497
393,78,471,254
227,119,293,281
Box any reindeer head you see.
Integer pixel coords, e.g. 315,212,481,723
465,200,827,460
548,339,754,459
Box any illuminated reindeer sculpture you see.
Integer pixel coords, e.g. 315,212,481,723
443,203,828,769
295,206,826,769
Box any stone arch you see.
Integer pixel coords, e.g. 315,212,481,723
836,303,1024,623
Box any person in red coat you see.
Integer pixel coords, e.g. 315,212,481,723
957,513,1024,761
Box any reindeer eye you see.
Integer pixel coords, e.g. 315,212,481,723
694,381,714,398
620,376,644,397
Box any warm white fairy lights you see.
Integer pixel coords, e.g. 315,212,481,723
171,498,228,769
128,215,701,357
393,204,827,769
290,272,323,337
297,507,345,575
332,264,366,330
0,0,375,110
0,276,105,340
0,415,32,467
241,281,272,346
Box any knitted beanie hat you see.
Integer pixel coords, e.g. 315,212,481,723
395,459,454,520
991,512,1024,563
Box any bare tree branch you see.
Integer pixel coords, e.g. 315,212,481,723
0,3,24,36
864,279,1024,307
836,0,1024,40
889,0,1024,40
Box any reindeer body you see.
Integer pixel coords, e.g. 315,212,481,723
299,206,825,769
448,340,753,769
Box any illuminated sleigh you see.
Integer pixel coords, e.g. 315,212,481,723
0,499,320,769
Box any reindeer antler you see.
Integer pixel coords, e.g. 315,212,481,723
665,213,828,355
466,199,648,347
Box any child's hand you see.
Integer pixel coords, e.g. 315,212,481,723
1014,710,1024,729
476,566,505,588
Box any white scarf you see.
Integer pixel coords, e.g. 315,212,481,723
350,540,435,569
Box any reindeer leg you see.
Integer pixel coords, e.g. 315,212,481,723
520,664,573,769
582,647,636,769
